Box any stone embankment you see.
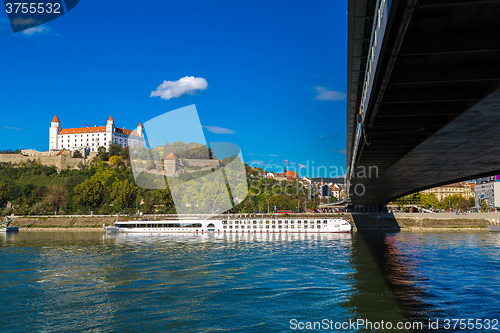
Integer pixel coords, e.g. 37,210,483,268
4,212,499,231
351,212,499,231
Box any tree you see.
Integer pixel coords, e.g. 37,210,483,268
122,146,130,165
157,188,175,213
0,182,8,206
419,193,439,210
72,150,83,158
439,194,464,211
97,146,108,161
74,179,104,213
108,143,124,158
479,198,489,212
109,155,122,167
457,197,472,211
45,185,67,215
111,179,137,210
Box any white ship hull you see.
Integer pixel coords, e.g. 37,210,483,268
105,218,352,234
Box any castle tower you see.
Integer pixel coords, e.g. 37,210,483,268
164,152,179,176
49,115,61,150
137,123,144,137
106,116,115,133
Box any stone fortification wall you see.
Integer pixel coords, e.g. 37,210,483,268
0,153,85,169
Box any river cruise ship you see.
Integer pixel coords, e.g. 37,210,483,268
104,217,352,234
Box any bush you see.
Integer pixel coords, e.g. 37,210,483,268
73,150,83,158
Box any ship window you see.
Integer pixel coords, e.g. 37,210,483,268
223,226,227,229
317,220,321,223
229,226,233,229
229,221,232,224
324,221,328,224
235,221,239,224
291,225,294,229
259,221,263,224
291,221,294,224
272,225,275,228
317,225,321,229
285,225,288,229
253,221,257,224
278,225,282,228
304,225,308,229
253,225,257,229
266,225,269,229
248,225,251,229
272,221,276,224
266,221,269,224
284,220,288,224
235,226,239,229
278,220,281,224
298,220,301,224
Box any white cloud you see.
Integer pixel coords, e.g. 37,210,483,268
248,160,265,167
315,86,346,101
150,76,208,100
0,18,55,36
2,126,24,131
298,164,307,169
319,133,340,140
246,153,278,157
202,126,235,134
330,149,346,154
22,25,51,36
12,18,41,27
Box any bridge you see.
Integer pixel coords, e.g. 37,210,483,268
346,0,500,211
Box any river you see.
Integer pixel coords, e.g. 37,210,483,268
0,230,499,332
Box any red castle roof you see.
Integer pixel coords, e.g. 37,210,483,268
165,153,177,160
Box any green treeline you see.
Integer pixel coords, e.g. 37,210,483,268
390,192,476,211
0,144,320,216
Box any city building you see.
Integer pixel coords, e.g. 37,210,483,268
330,183,341,199
49,115,143,154
475,176,500,209
420,182,473,201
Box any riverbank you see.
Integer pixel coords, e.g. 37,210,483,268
351,212,499,231
4,212,500,231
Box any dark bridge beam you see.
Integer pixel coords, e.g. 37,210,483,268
346,0,500,206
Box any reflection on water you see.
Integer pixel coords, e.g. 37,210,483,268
0,231,499,332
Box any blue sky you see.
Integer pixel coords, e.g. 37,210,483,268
0,0,347,178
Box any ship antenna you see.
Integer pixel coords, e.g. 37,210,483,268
207,208,221,220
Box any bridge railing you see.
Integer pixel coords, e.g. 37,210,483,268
349,0,391,182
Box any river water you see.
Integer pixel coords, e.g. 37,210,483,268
0,231,499,332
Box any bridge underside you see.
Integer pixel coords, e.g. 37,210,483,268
347,0,500,206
